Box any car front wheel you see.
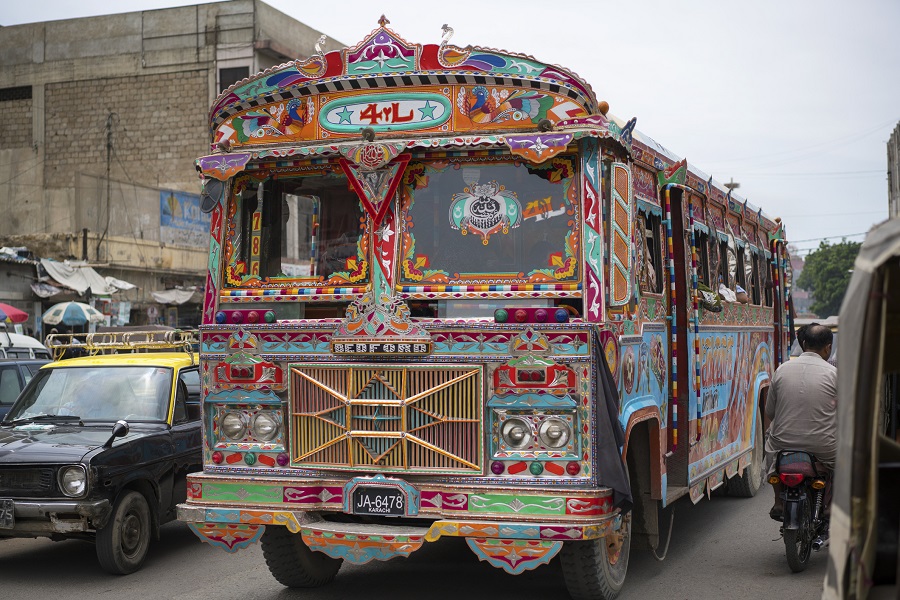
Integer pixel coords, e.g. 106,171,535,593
96,490,152,575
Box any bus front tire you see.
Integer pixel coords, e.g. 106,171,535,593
260,526,342,588
560,512,631,600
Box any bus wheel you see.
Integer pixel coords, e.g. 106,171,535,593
560,512,631,600
728,414,764,498
260,526,342,588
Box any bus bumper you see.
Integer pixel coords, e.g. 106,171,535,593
177,472,620,574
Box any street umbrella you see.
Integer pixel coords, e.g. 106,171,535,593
0,302,28,324
42,301,105,326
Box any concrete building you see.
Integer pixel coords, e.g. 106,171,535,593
889,122,900,218
0,0,341,330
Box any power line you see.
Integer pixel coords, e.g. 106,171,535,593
789,232,870,244
701,116,899,167
780,210,886,218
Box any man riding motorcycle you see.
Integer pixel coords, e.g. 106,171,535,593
764,323,837,521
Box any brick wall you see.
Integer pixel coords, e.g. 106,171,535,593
0,98,33,149
44,70,208,191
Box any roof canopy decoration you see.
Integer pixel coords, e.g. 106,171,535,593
208,18,598,150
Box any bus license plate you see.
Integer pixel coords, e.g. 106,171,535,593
0,499,14,529
351,486,405,516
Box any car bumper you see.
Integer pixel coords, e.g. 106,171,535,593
1,499,111,537
178,472,621,574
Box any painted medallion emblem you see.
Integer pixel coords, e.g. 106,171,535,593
449,178,522,245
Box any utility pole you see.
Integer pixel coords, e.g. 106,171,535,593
96,112,115,261
724,178,740,192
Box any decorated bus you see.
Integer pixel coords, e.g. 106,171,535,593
178,19,794,599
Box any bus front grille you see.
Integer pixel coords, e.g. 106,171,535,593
290,364,483,474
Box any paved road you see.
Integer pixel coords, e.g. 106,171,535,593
0,489,825,600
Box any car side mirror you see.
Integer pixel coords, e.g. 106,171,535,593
103,419,130,449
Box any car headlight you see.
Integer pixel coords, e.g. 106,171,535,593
58,465,87,497
221,412,246,440
251,412,279,442
538,417,571,448
500,417,533,449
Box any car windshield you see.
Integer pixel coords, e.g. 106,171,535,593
5,366,174,423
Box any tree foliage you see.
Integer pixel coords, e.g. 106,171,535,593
795,239,861,318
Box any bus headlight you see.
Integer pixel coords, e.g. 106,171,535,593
58,465,87,497
501,417,533,449
538,418,571,448
221,412,246,440
251,412,279,442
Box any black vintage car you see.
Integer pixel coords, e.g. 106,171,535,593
0,337,201,575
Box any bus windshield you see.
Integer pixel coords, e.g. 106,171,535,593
399,158,580,286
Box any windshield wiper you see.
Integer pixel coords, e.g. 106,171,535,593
4,414,83,425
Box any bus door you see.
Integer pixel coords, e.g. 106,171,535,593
771,241,793,366
662,185,690,491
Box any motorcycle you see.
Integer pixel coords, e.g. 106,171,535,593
770,450,830,572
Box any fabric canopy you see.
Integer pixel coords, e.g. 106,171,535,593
105,276,137,291
40,259,136,296
150,289,198,305
30,282,63,298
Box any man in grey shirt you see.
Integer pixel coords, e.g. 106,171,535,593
764,323,837,519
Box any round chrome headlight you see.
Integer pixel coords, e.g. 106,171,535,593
58,465,87,497
251,412,279,442
221,412,246,440
538,418,571,448
500,417,533,449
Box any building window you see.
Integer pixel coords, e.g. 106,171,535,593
0,86,32,102
219,67,250,92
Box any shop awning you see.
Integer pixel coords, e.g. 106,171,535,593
40,259,137,296
150,289,199,305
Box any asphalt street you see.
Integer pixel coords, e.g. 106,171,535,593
0,487,826,599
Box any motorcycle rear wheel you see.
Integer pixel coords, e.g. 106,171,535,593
783,494,813,572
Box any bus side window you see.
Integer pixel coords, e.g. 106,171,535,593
638,210,663,294
750,251,762,305
717,238,729,288
735,245,747,290
695,230,710,286
764,257,774,306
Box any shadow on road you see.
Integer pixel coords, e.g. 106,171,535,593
0,488,825,600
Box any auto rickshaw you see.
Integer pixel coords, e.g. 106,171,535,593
823,218,900,599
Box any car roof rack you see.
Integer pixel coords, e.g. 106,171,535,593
45,329,199,364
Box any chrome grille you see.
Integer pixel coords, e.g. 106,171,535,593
291,364,482,474
0,467,54,496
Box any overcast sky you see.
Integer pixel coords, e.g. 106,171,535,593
4,0,898,256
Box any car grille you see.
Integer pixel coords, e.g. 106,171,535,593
0,467,54,496
291,364,482,474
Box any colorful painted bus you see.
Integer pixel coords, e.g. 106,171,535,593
178,19,794,599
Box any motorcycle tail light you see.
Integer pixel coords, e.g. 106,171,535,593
768,474,780,485
779,473,805,487
811,479,826,490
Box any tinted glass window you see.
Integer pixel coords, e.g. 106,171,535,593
25,363,45,378
0,366,22,406
179,369,201,400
